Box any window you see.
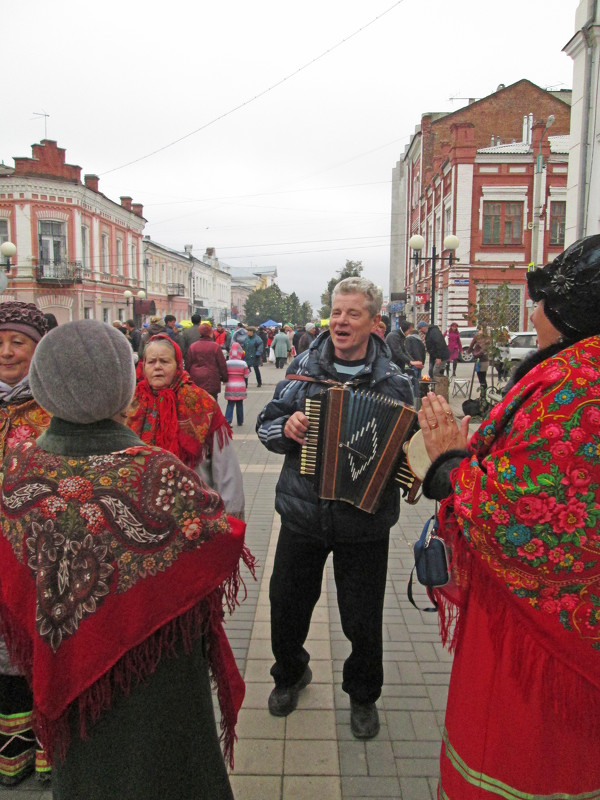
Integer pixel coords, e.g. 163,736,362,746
116,239,124,276
504,203,522,244
483,203,501,243
39,221,66,266
550,201,566,246
103,308,109,323
81,225,90,269
477,285,523,331
101,234,109,272
0,219,8,246
130,244,137,279
84,306,92,319
444,206,452,239
483,202,523,245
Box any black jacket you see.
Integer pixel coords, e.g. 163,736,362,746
424,325,450,361
256,331,414,544
385,330,411,371
405,333,426,363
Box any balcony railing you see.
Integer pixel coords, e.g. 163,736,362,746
35,260,83,284
167,283,186,297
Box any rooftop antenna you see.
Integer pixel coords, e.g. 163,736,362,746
32,110,50,139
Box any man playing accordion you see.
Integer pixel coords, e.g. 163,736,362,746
256,277,414,739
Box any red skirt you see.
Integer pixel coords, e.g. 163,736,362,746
439,586,600,799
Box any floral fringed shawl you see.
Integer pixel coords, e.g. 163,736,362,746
435,335,600,798
0,438,253,768
128,334,232,468
0,397,51,463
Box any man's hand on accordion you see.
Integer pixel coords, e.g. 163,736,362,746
284,411,310,446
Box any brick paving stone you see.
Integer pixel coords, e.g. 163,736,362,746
341,775,402,797
364,740,397,776
398,777,436,800
338,741,369,776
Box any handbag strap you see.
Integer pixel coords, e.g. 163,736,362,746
407,566,438,612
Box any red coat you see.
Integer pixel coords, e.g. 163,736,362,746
185,339,228,397
436,335,600,797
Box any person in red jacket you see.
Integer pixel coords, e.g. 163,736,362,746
214,323,231,355
185,324,228,399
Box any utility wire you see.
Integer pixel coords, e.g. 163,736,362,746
101,0,407,176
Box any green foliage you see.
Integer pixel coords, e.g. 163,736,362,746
319,260,363,319
244,285,314,327
467,281,512,385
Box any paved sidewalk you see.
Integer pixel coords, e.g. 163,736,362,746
3,359,479,799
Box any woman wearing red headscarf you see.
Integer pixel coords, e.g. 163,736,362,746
128,334,244,520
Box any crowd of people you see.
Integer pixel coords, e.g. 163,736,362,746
0,234,598,799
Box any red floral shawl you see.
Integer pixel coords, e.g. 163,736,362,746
436,335,600,721
128,334,231,467
0,440,251,766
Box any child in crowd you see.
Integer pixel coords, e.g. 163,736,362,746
224,343,249,426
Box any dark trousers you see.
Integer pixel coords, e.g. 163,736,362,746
275,357,286,369
225,400,243,425
269,526,389,704
252,364,262,386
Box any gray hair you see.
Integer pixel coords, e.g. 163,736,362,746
331,277,382,318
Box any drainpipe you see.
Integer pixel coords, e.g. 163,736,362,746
577,0,598,238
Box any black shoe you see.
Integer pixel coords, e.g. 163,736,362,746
268,666,312,717
350,699,380,739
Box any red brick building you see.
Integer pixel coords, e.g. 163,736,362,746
0,140,150,324
389,80,571,331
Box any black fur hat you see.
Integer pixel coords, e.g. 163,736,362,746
526,234,600,340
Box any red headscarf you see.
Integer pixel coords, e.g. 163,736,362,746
128,334,231,467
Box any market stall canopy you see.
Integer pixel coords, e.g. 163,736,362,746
259,319,282,328
224,318,239,327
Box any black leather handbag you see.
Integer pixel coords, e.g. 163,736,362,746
407,515,449,612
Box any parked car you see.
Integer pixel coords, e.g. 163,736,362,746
458,328,478,362
507,331,537,363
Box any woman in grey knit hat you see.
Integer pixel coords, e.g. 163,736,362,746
0,319,251,800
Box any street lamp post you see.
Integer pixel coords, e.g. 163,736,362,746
124,289,146,325
408,234,459,326
0,241,17,293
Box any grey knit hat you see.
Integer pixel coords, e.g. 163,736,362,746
30,320,136,423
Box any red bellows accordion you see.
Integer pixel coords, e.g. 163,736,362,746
300,385,421,513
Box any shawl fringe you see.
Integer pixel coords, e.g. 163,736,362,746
466,557,600,736
433,494,468,652
433,497,600,736
0,589,243,768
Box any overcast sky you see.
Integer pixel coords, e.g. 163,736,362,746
4,0,576,311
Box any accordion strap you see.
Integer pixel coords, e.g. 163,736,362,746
286,374,344,387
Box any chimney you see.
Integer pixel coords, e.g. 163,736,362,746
184,244,193,254
84,174,99,192
120,196,132,211
205,247,215,258
132,203,144,217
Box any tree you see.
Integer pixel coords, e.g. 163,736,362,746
319,260,364,319
282,292,301,326
467,281,512,389
244,285,286,325
299,301,313,323
243,285,313,327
